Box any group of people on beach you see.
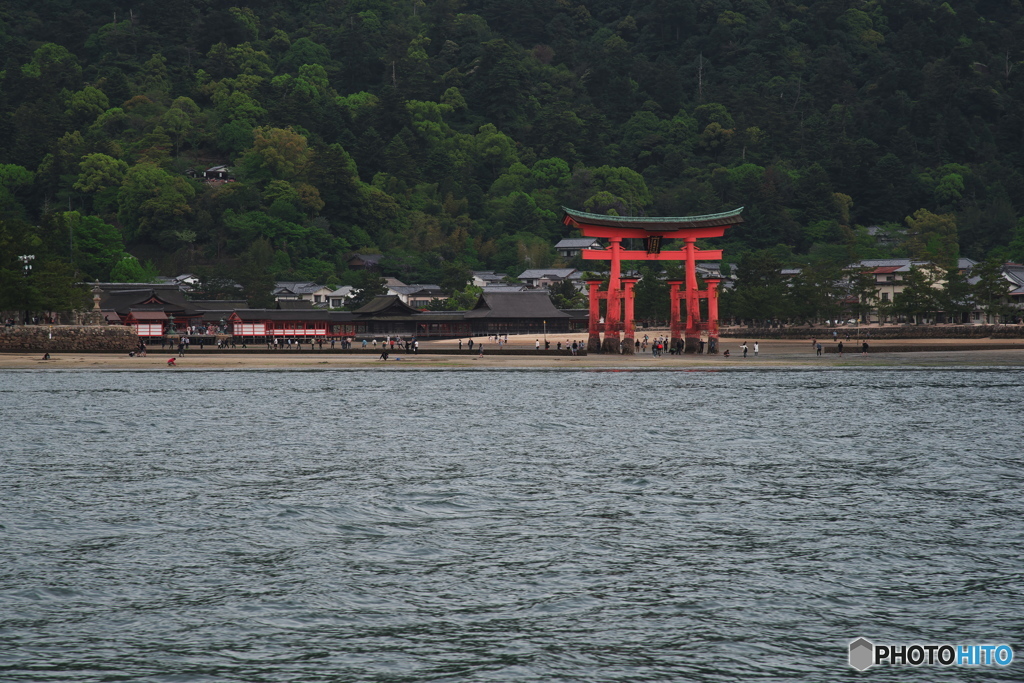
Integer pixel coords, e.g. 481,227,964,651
812,338,869,356
737,341,759,358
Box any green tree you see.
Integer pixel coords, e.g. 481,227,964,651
633,266,669,324
64,212,126,280
109,255,159,283
238,126,313,183
893,267,940,324
847,268,878,324
548,278,585,310
971,259,1012,324
345,269,388,310
905,209,959,268
938,266,972,324
75,154,129,214
789,265,845,324
234,238,276,307
727,251,788,324
439,260,471,295
117,163,196,245
1008,218,1024,264
0,164,35,219
425,284,481,311
34,260,89,311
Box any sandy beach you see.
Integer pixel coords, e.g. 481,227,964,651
5,334,1024,370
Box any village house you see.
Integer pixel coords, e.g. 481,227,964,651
852,258,977,322
554,238,602,259
517,268,582,291
471,271,508,288
388,284,448,308
273,282,334,306
327,286,355,308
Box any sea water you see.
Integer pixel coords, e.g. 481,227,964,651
1,368,1021,681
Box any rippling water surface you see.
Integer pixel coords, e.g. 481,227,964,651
1,368,1021,681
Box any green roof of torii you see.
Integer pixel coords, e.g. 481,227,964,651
562,206,744,230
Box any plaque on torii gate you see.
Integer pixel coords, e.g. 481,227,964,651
561,207,744,354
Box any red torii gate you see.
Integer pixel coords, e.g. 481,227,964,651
561,207,744,354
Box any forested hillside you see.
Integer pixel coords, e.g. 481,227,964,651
3,0,1024,308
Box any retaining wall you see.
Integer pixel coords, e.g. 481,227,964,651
720,325,1024,340
0,325,139,352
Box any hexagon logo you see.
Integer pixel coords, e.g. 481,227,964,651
849,638,874,671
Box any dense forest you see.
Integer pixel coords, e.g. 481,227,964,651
3,0,1024,310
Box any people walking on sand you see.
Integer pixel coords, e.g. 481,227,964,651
838,340,844,357
458,339,463,350
742,342,748,358
468,339,474,351
753,341,759,357
816,342,822,356
535,339,540,350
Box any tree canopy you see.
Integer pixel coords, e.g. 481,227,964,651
2,0,1024,300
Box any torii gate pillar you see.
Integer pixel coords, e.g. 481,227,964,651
705,278,722,354
621,278,639,354
667,280,684,351
586,279,603,353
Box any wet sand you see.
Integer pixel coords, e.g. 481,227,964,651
5,336,1024,370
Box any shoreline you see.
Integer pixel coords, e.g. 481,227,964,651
5,338,1024,370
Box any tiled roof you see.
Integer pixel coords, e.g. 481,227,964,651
390,284,442,295
352,295,421,316
518,268,579,279
192,300,248,311
481,284,527,292
277,300,314,309
472,271,507,281
562,206,744,229
465,292,569,319
231,309,356,321
273,282,327,295
555,238,602,248
126,310,168,320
